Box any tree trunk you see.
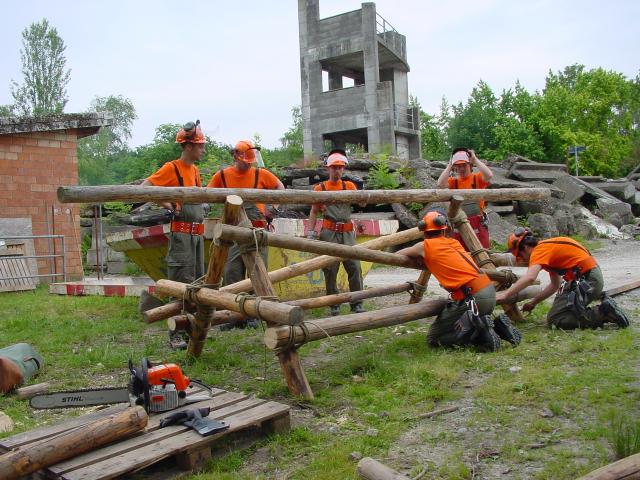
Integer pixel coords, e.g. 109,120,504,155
58,185,551,205
0,407,147,480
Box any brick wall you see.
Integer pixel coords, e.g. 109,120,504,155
0,130,83,281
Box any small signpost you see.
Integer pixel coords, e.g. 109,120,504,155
568,145,586,176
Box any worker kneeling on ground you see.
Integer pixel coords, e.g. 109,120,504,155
397,210,520,351
495,228,629,330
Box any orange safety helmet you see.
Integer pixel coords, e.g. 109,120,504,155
232,140,260,163
507,227,532,256
325,149,348,167
451,147,471,165
418,211,449,232
175,120,205,144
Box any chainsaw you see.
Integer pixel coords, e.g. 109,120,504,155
30,358,213,413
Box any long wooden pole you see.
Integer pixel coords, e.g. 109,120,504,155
170,283,415,329
357,457,411,480
263,286,541,350
58,185,551,205
155,279,304,325
0,407,148,480
576,451,640,480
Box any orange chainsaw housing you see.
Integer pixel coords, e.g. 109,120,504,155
147,363,190,391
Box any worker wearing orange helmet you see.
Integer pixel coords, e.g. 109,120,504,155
207,140,285,328
496,228,629,330
307,150,366,316
437,148,493,250
141,121,207,348
397,210,519,351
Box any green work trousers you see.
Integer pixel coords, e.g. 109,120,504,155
547,266,604,329
0,343,43,382
319,229,363,305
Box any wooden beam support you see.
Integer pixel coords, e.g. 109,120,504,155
58,185,551,205
155,279,304,326
187,195,243,358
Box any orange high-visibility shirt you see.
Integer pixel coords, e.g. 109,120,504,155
447,172,489,211
422,236,490,291
207,166,281,214
147,159,202,187
529,237,597,279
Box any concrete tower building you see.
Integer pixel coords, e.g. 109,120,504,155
298,0,421,160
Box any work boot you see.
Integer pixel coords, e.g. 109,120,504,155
330,305,341,316
246,318,260,329
599,295,630,328
493,313,522,346
470,315,501,352
168,330,188,350
350,303,365,314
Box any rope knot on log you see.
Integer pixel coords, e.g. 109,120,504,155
408,281,427,301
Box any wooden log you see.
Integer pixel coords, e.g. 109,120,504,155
141,227,425,324
576,451,640,480
357,457,411,480
167,314,194,334
214,223,418,268
0,406,147,480
58,185,551,205
188,195,242,358
15,382,50,400
141,300,183,324
220,227,425,295
198,283,415,327
409,270,431,304
604,279,640,297
155,279,304,326
448,196,524,322
264,299,448,350
263,287,541,350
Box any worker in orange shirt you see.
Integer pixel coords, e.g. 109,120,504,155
496,228,629,330
307,150,366,316
437,148,493,250
207,140,285,328
141,120,207,349
397,210,520,351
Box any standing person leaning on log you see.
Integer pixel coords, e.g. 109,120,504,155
307,150,366,316
207,140,285,329
496,228,630,330
140,120,207,349
437,148,493,250
397,210,521,351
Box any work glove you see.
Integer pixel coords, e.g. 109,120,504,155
307,230,318,240
265,205,280,221
159,407,211,428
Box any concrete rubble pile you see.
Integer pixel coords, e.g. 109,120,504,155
278,153,640,244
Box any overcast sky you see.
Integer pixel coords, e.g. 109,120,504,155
1,1,638,149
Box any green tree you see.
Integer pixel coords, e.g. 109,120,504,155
447,80,502,159
536,64,637,176
0,105,14,116
415,96,450,160
11,19,71,116
78,95,137,185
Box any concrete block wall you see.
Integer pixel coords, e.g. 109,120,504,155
0,130,83,280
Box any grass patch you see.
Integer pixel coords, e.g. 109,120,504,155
0,287,638,479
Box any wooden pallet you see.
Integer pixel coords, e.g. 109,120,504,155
0,387,290,479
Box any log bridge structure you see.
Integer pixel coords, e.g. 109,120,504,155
59,185,550,399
